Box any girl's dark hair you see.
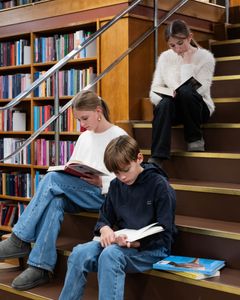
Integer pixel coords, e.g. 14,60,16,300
104,135,140,173
72,90,110,121
165,19,198,47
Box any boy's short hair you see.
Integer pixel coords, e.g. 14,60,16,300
104,135,140,173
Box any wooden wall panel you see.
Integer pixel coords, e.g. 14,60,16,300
99,18,130,122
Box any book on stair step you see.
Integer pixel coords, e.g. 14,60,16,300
153,76,202,97
47,160,108,178
169,270,220,280
93,222,164,243
153,255,225,276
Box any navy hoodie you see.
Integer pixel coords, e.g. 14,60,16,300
94,163,177,252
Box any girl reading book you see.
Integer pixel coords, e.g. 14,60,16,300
0,90,126,290
149,19,215,167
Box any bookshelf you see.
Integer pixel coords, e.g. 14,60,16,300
0,21,98,232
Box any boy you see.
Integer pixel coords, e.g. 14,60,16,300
59,135,176,300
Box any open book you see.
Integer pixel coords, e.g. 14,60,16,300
47,161,107,178
153,255,225,276
153,76,202,97
93,222,164,243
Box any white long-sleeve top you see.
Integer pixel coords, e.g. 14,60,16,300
149,48,216,115
69,125,127,194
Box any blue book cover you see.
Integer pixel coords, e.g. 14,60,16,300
153,255,225,276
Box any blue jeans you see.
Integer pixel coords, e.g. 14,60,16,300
59,241,168,300
13,172,105,272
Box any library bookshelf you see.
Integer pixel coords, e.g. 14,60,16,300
0,19,98,232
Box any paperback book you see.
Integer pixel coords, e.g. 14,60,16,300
153,76,202,97
153,255,225,276
93,222,164,243
47,160,107,178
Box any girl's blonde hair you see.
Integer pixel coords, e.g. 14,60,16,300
72,90,110,121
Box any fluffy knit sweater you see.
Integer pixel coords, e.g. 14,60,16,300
149,48,216,115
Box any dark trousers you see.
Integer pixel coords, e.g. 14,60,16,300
151,85,210,159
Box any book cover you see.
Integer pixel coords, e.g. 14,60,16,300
47,161,108,177
153,255,225,276
153,76,202,97
93,222,164,243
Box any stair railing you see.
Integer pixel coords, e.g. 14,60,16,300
0,0,191,163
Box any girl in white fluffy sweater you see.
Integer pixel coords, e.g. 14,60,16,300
149,19,215,167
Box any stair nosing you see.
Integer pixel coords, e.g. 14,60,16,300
215,55,240,61
133,123,240,129
141,149,240,159
211,39,240,45
171,182,240,196
213,74,240,80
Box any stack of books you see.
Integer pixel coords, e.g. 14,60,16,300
153,255,225,280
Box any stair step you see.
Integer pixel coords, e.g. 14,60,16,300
211,39,240,57
215,56,240,76
212,75,240,98
133,122,240,153
140,97,240,123
163,152,240,184
2,265,240,300
171,179,240,222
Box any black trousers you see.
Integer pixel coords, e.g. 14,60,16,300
151,84,210,160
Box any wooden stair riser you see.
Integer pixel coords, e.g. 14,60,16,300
133,127,240,153
175,191,240,223
211,79,240,98
211,42,240,57
227,26,240,39
164,157,240,184
139,100,240,123
125,273,240,300
173,231,240,270
214,59,240,76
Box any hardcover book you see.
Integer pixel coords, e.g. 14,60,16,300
169,270,220,280
153,255,225,276
47,160,107,178
93,222,164,243
153,76,202,97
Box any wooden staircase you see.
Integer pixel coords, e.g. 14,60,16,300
1,23,240,300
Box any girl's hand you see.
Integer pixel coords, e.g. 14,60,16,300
80,174,102,187
99,226,115,247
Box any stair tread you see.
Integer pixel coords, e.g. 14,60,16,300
170,178,240,192
176,215,240,239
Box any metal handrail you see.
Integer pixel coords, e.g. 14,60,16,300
1,0,191,163
0,0,142,111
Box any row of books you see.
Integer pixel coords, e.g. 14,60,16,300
0,172,31,197
34,139,76,166
153,255,225,280
0,201,27,227
0,0,41,10
33,67,96,97
34,30,96,63
0,40,30,67
0,137,31,164
0,110,26,132
0,73,31,99
33,105,82,132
